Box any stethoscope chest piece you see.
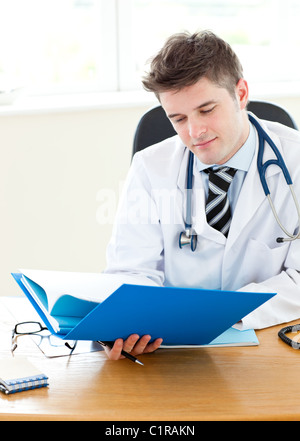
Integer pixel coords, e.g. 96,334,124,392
179,231,197,251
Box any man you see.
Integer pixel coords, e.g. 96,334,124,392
104,31,300,360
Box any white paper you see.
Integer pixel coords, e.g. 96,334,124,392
20,269,158,313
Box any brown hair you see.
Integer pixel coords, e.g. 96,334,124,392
142,30,243,99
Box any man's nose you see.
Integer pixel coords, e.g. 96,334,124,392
188,117,207,139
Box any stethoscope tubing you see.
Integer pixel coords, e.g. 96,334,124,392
185,150,194,230
248,114,300,242
249,113,293,195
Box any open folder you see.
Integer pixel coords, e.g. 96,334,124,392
11,269,275,345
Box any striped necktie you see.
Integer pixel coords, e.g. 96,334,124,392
205,167,237,237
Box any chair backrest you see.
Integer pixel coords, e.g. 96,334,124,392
132,100,299,157
247,100,298,130
133,105,175,156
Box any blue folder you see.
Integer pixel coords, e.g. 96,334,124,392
11,272,275,345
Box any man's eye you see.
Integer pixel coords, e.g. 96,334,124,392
174,117,186,123
201,107,215,114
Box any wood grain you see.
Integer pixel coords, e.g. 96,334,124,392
1,296,299,421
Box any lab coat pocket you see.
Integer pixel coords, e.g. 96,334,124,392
244,238,289,284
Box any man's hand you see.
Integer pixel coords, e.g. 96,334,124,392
103,334,163,360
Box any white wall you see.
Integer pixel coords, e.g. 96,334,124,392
1,104,149,296
2,95,300,297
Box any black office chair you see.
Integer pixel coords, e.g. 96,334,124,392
132,100,299,157
247,100,298,130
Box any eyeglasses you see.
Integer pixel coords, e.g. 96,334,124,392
12,321,47,352
11,321,77,354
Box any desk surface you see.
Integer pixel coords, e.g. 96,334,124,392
1,296,300,421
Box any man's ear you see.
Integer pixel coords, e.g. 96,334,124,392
236,78,249,110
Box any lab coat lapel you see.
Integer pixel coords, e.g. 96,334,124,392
176,147,190,194
177,147,226,244
227,119,282,246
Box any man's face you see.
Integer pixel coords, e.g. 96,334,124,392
159,77,249,165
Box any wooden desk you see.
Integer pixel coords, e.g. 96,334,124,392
1,296,300,421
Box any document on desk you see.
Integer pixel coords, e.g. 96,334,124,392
11,269,276,346
160,327,259,348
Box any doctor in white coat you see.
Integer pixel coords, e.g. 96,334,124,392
104,31,300,360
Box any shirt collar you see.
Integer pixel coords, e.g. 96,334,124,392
196,121,256,172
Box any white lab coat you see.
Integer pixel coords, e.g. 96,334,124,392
105,114,300,330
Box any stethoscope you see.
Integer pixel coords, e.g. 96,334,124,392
179,113,300,251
